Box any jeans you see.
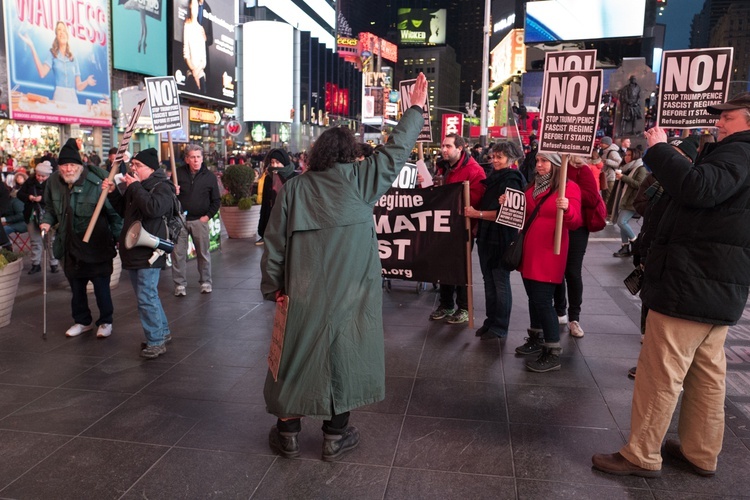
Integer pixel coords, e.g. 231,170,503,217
172,219,212,287
617,209,637,243
68,274,113,325
554,227,590,322
440,284,468,311
27,223,59,267
523,278,560,343
477,243,512,336
129,268,170,346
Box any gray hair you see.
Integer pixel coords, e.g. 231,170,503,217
185,144,204,155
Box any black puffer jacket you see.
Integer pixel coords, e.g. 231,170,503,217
108,168,175,270
641,130,750,325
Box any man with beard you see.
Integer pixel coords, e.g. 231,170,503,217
40,139,123,338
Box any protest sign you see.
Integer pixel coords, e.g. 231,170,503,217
145,77,182,133
400,78,432,142
496,188,526,229
374,184,466,285
544,50,597,72
657,48,734,129
392,163,418,189
538,69,603,156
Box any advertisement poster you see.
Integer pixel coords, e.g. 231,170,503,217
397,8,446,45
112,0,167,77
657,48,734,129
4,0,112,126
0,6,9,119
172,0,237,107
374,184,467,285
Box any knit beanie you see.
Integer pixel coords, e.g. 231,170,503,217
268,149,290,166
35,161,53,176
133,148,160,170
536,152,562,167
600,136,613,146
58,138,82,166
669,138,699,162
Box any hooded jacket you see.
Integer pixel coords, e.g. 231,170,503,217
640,130,750,325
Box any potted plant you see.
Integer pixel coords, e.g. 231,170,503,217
219,163,261,238
0,248,25,328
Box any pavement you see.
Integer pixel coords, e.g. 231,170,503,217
1,221,749,499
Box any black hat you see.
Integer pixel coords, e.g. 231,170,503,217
706,92,750,114
668,138,699,162
268,149,290,166
133,148,160,170
58,138,82,166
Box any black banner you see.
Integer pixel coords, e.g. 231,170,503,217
374,184,468,285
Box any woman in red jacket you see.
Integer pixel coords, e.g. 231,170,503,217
504,152,582,372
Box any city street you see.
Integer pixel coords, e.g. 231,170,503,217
1,222,749,499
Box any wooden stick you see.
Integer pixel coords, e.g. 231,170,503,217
168,132,178,188
418,142,424,161
553,154,569,255
463,180,474,329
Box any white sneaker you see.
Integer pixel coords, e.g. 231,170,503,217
569,320,584,338
174,285,187,297
66,323,93,337
558,314,568,325
96,323,112,338
200,283,212,294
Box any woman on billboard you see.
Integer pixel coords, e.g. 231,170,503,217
183,0,207,93
19,22,97,104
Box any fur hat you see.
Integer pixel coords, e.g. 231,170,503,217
268,149,290,166
668,138,699,162
536,152,562,167
58,138,82,166
133,148,160,170
600,136,613,146
35,161,53,176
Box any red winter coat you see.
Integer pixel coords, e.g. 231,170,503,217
518,181,582,284
567,164,601,225
437,151,487,208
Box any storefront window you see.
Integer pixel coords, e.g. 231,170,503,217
0,120,60,167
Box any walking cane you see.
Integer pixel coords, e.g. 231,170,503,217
41,228,47,340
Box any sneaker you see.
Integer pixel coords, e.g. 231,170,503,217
96,323,112,338
255,238,265,246
140,334,172,350
269,425,300,458
322,426,360,462
28,264,41,275
140,344,166,359
429,307,455,321
569,320,584,338
174,285,187,297
558,314,568,325
627,366,637,379
446,309,469,324
65,323,93,337
50,265,59,274
525,347,562,373
515,330,543,355
200,283,212,294
613,244,631,257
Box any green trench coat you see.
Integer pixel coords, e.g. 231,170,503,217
261,107,423,419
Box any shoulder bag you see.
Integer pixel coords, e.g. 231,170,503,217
501,190,555,271
586,194,608,232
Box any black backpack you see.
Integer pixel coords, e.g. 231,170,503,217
149,184,186,242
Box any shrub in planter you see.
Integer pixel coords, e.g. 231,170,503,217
221,163,256,209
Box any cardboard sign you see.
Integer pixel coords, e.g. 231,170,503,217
538,69,603,156
657,48,734,129
145,76,182,133
399,78,432,142
496,188,526,229
267,295,289,382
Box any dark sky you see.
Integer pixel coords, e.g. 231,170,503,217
659,0,704,50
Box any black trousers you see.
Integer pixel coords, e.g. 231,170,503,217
554,227,590,322
277,410,350,435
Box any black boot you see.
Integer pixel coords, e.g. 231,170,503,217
322,426,359,462
515,328,544,355
50,265,59,273
28,264,41,275
613,244,631,257
268,425,300,458
526,346,562,372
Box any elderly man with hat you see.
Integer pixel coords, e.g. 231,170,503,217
40,139,123,338
593,92,750,477
172,144,220,296
17,161,59,274
103,148,175,359
255,148,297,246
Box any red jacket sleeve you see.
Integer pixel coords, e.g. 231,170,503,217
563,180,583,231
572,165,600,210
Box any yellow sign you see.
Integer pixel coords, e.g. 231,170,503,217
189,107,221,124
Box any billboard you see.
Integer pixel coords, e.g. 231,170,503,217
0,6,9,119
359,32,398,64
112,0,167,76
491,0,522,48
4,0,112,126
172,0,237,106
325,83,349,116
397,8,446,46
490,29,526,89
525,0,646,43
242,21,293,123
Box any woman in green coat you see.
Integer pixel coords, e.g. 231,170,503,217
261,73,428,462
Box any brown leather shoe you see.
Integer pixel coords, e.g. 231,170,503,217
663,439,716,477
592,452,661,478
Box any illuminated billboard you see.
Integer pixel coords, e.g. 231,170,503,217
525,0,646,43
359,33,398,64
490,29,526,89
112,0,167,77
397,8,446,46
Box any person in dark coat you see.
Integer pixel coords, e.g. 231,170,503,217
593,93,750,478
255,148,296,246
17,161,59,273
40,139,123,339
103,148,175,359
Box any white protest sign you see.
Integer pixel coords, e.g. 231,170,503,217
496,188,526,229
657,48,734,129
399,78,432,143
392,163,418,189
144,76,182,133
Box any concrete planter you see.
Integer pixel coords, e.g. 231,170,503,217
86,252,122,293
220,205,261,239
0,258,24,328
